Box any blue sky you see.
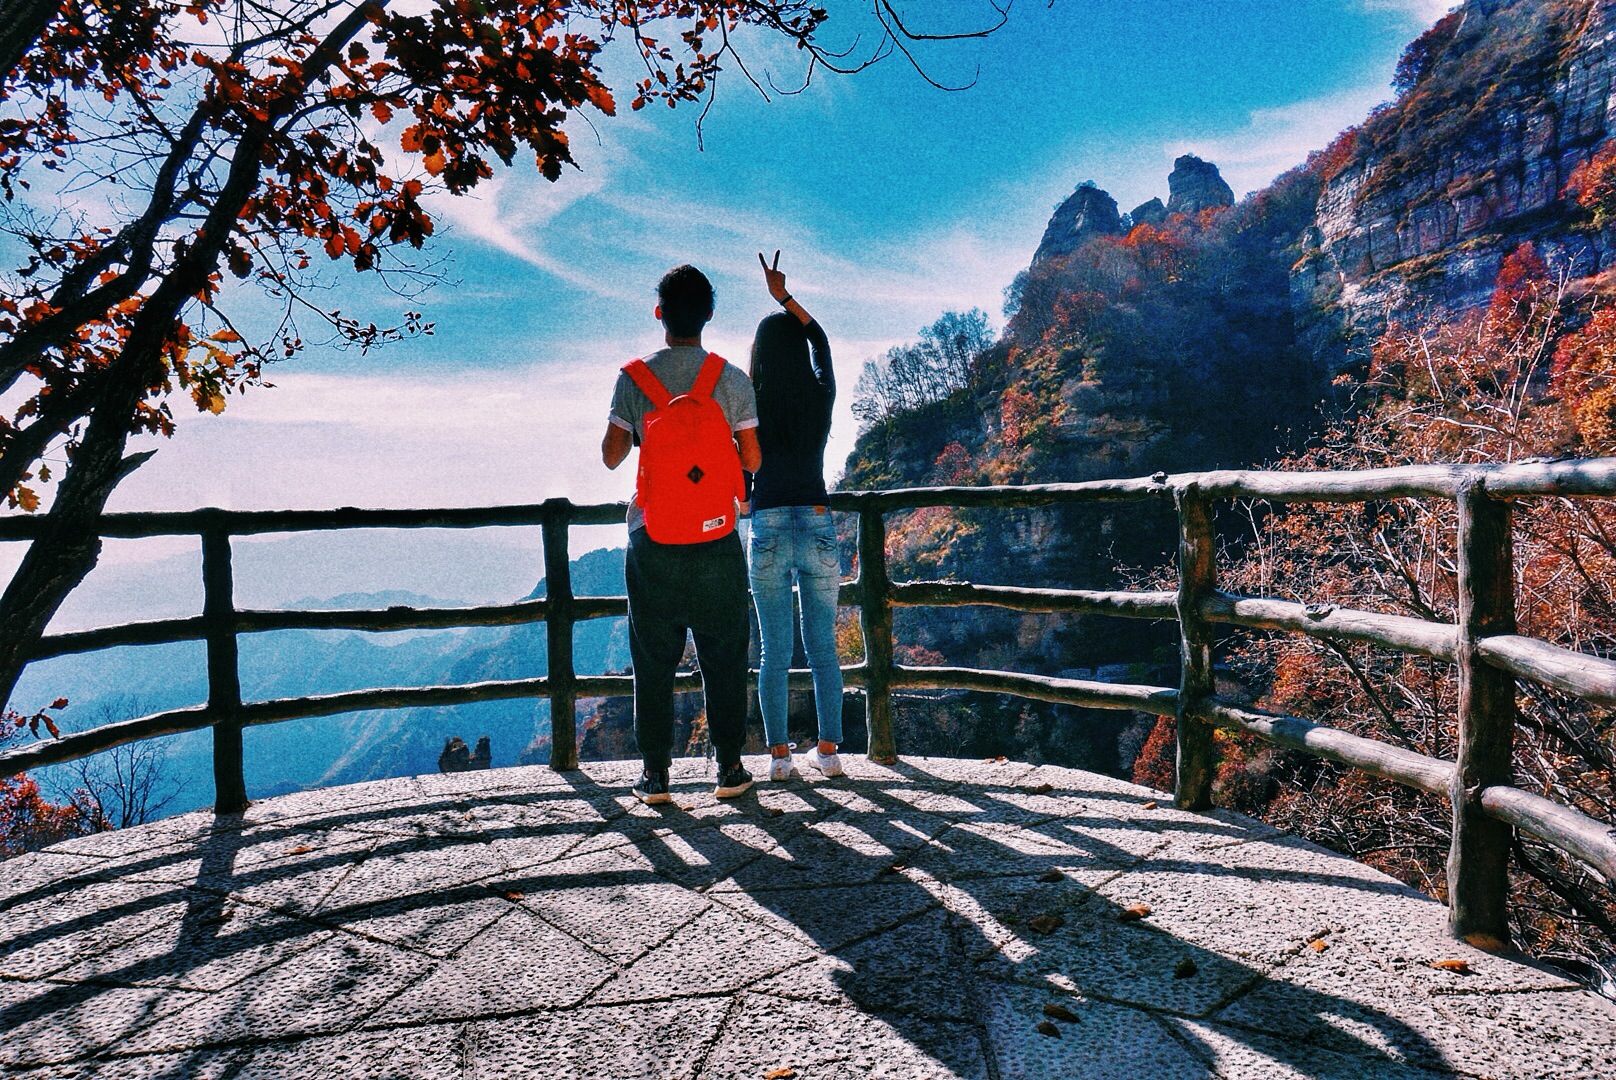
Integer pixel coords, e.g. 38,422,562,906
9,0,1455,620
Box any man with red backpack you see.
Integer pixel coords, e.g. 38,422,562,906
602,264,762,803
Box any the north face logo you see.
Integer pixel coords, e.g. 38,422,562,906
687,465,705,484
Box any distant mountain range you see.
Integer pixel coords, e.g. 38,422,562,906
19,547,629,815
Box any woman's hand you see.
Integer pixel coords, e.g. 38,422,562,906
758,249,788,302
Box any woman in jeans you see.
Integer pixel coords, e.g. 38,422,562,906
748,251,843,781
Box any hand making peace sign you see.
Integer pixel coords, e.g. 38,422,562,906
758,249,789,303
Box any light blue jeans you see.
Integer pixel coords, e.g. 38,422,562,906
747,505,844,748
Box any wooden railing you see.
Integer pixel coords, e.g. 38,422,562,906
4,458,1616,945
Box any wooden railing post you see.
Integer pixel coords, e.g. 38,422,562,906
1449,477,1516,945
859,505,896,763
201,513,248,815
542,499,577,771
1174,483,1216,810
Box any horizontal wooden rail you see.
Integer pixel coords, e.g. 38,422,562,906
1480,786,1616,884
1201,591,1459,660
1203,699,1616,883
1475,635,1616,708
0,704,218,774
828,478,1173,512
234,597,626,634
1203,700,1454,795
0,501,630,541
32,616,209,660
892,665,1179,716
0,665,872,774
892,582,1178,619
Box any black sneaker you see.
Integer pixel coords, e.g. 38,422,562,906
633,767,671,805
714,762,754,799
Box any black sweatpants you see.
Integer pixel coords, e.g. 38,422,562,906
624,528,750,770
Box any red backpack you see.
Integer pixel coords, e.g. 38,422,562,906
623,353,746,544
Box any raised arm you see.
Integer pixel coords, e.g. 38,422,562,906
804,318,834,397
759,249,814,327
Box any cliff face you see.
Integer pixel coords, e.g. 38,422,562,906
1295,0,1616,349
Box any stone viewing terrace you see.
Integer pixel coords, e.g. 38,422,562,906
4,756,1616,1079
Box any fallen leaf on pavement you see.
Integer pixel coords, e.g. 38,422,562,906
283,845,314,856
763,1069,796,1079
1429,958,1472,974
1119,903,1152,922
1036,870,1064,883
1035,1021,1061,1038
1309,939,1330,953
1028,782,1054,794
1042,1003,1080,1023
1028,914,1065,934
1174,958,1198,978
1142,800,1158,810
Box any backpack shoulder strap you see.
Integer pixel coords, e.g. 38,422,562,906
622,359,672,409
691,352,726,401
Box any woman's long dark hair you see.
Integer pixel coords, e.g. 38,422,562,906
750,312,830,450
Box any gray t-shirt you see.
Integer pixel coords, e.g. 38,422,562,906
609,346,758,533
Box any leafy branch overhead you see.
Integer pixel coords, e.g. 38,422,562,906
0,0,1009,723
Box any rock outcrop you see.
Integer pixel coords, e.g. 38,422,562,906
438,735,492,772
1165,154,1235,216
1129,197,1167,227
1034,182,1122,262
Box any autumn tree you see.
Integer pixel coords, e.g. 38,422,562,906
0,0,1009,721
853,308,993,426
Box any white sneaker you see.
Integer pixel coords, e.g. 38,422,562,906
807,747,843,777
769,756,799,782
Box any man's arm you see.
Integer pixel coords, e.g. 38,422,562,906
736,427,761,474
602,423,632,470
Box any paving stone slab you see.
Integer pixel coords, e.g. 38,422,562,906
315,833,506,913
377,907,616,1023
905,816,1146,883
980,977,1213,1080
5,1048,251,1079
747,906,979,1021
976,884,1260,1016
1437,987,1616,1079
1212,933,1492,1074
898,756,1038,786
698,991,989,1080
465,998,731,1080
587,903,818,1004
0,976,207,1069
50,901,334,991
412,763,568,798
110,932,436,1054
463,793,614,872
508,847,711,964
1,879,181,980
1090,853,1328,967
1172,1018,1459,1079
325,889,511,957
0,851,109,907
707,880,941,953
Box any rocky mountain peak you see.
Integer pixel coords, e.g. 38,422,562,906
1129,197,1167,227
1165,154,1235,215
1034,181,1122,263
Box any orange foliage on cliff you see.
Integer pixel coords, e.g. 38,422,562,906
1210,243,1616,961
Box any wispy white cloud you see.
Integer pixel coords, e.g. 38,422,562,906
1357,0,1458,26
1166,80,1391,199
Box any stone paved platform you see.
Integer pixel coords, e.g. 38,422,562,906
3,756,1615,1079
